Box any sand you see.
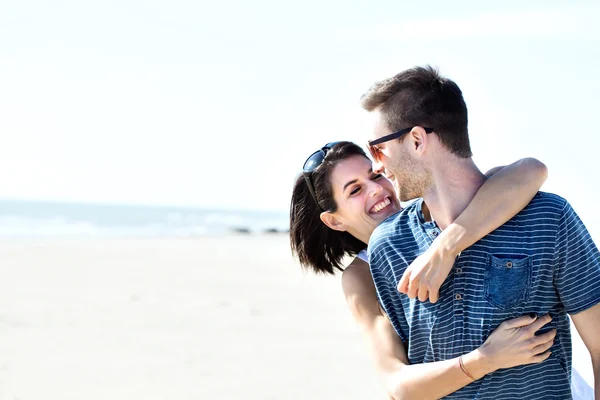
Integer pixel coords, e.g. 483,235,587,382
0,236,593,399
0,236,384,399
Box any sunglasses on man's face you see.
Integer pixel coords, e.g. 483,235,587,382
302,141,343,211
367,127,434,161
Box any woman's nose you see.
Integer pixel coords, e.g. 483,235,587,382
370,181,383,197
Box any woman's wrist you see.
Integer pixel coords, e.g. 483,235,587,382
460,348,496,380
437,223,466,258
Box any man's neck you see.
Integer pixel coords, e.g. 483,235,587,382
421,157,486,230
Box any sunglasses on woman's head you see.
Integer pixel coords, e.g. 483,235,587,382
367,127,434,161
302,141,343,211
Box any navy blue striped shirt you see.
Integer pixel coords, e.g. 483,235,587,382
368,192,600,399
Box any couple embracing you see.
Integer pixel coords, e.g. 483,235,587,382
290,66,599,399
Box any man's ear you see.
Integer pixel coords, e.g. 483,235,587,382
320,212,347,232
408,126,429,155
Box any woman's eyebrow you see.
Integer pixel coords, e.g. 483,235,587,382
343,168,374,192
343,179,358,192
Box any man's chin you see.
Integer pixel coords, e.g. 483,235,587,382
399,196,421,202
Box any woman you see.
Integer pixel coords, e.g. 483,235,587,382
290,141,592,399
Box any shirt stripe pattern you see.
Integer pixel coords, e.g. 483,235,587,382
368,192,600,399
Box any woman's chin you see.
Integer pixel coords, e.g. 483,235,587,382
371,205,400,223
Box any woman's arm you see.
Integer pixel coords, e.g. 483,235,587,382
399,157,548,303
343,259,554,400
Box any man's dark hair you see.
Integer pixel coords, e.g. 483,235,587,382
361,65,472,158
289,141,367,275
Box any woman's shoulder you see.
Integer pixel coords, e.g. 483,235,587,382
341,257,384,320
356,249,368,263
342,256,374,294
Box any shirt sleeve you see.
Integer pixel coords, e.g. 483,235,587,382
368,226,409,342
553,201,600,314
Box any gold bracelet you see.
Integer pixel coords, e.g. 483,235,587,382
459,356,475,380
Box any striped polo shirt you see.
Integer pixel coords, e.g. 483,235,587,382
368,192,600,399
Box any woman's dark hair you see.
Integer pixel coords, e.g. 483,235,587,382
290,141,368,275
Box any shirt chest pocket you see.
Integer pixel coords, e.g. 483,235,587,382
484,254,532,310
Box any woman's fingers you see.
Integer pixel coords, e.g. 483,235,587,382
425,268,443,304
530,337,555,356
406,272,421,298
528,350,552,364
524,314,552,335
429,286,440,304
417,285,429,302
500,314,538,329
529,329,557,349
398,268,411,294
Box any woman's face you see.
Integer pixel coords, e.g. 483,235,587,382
323,155,401,243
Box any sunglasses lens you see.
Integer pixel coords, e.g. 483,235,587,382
324,141,342,148
303,150,325,173
367,145,380,161
302,142,343,173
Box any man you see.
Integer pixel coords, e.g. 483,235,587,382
363,66,600,399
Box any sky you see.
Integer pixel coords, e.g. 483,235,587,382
1,0,599,232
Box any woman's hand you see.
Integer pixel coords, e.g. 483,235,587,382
477,314,555,372
398,226,462,303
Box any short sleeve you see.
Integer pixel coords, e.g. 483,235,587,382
368,225,408,342
553,202,600,314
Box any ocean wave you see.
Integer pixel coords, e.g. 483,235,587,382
0,201,289,238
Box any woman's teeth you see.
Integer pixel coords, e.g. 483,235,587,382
372,197,391,213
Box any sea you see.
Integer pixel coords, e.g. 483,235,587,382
0,199,289,238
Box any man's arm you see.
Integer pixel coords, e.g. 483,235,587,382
571,304,600,399
552,201,600,399
341,259,553,400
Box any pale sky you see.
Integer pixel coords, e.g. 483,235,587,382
1,0,599,232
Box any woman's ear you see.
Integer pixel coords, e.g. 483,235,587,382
320,212,347,232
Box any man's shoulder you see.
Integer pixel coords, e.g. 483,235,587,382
529,191,568,209
371,200,420,240
480,192,571,242
517,191,569,221
368,199,423,259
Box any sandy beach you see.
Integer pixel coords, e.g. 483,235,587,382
0,235,593,399
0,235,384,399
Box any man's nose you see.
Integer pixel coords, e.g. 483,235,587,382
372,159,385,174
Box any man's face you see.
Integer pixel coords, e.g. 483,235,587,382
370,110,429,201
